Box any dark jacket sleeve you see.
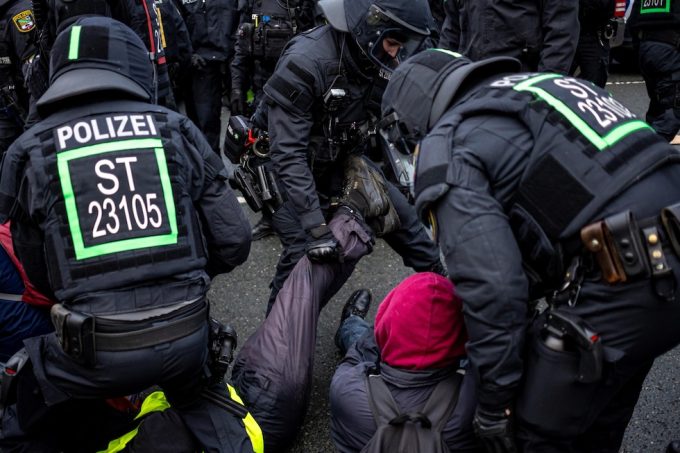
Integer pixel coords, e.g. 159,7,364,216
264,50,325,230
180,117,251,276
538,0,579,73
423,115,533,411
439,0,462,51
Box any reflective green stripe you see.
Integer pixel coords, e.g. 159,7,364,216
57,138,178,260
69,26,81,60
513,74,653,151
431,48,463,58
98,392,171,453
641,0,671,13
228,385,264,453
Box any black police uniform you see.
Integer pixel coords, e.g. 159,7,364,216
263,24,442,312
570,0,615,88
394,51,680,451
154,0,194,105
229,0,317,116
0,17,255,451
0,0,37,154
629,0,680,141
444,0,579,73
179,0,239,153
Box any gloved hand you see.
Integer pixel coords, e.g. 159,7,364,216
230,89,246,115
191,54,207,69
473,406,518,453
305,224,342,263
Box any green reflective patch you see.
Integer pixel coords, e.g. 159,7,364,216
641,0,670,14
513,74,652,151
68,25,81,60
57,138,178,260
432,48,463,58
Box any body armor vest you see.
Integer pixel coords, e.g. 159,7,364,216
629,0,680,29
30,106,207,302
239,0,298,61
415,72,679,286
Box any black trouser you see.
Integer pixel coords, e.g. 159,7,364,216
0,304,255,452
515,256,680,452
267,174,441,313
0,115,22,157
571,31,610,88
186,60,224,153
638,40,680,141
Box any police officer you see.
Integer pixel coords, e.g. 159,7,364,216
0,17,258,451
179,0,240,153
570,0,615,87
629,0,680,142
0,0,37,154
261,0,444,313
439,0,579,73
381,49,680,452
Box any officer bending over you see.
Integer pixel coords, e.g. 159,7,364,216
0,17,257,452
381,49,680,452
261,0,443,313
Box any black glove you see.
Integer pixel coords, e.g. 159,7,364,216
231,89,246,115
305,224,342,263
473,406,518,453
191,54,207,69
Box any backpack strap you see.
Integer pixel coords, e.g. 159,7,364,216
365,373,403,424
421,370,465,431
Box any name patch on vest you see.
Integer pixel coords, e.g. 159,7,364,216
494,74,652,150
55,114,178,260
641,0,670,13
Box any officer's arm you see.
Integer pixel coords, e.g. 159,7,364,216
439,0,461,51
424,119,531,412
181,118,252,276
538,0,579,74
265,52,325,230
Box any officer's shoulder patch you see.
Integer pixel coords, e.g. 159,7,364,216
12,10,35,33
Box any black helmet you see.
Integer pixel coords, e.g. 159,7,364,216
37,16,153,115
381,48,521,145
318,0,432,73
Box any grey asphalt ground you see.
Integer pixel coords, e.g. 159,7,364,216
208,70,680,452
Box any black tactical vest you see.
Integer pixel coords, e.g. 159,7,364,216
29,106,208,302
415,73,679,284
629,0,680,29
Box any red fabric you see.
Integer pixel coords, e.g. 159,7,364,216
615,0,626,17
374,272,467,370
0,223,55,307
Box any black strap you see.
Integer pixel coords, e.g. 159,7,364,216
201,387,249,419
365,374,402,424
421,372,464,431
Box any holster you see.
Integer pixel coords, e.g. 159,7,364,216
662,202,680,257
50,304,96,367
231,165,264,212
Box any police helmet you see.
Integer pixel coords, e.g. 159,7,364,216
380,49,521,147
37,16,153,114
318,0,432,73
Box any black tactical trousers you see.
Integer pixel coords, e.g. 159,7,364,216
186,60,224,153
0,312,255,452
267,177,441,313
571,31,610,88
515,253,680,452
638,40,680,141
0,116,22,157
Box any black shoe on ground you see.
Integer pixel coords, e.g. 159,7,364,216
251,216,274,241
340,289,372,324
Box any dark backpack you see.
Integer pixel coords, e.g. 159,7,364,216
360,372,463,453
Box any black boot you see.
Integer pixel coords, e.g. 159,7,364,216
667,441,680,453
251,215,274,241
334,289,372,351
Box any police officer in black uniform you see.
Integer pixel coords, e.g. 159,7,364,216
261,0,443,313
0,0,37,154
438,0,579,73
570,0,615,87
178,0,240,153
381,49,680,452
629,0,680,142
0,16,257,451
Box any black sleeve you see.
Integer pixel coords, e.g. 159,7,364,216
170,0,194,68
264,51,325,230
230,36,250,93
180,118,252,276
439,0,462,51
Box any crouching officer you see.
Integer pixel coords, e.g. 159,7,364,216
380,48,680,452
262,0,444,313
0,16,258,452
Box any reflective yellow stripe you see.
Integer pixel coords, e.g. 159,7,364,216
97,392,171,453
228,385,264,453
